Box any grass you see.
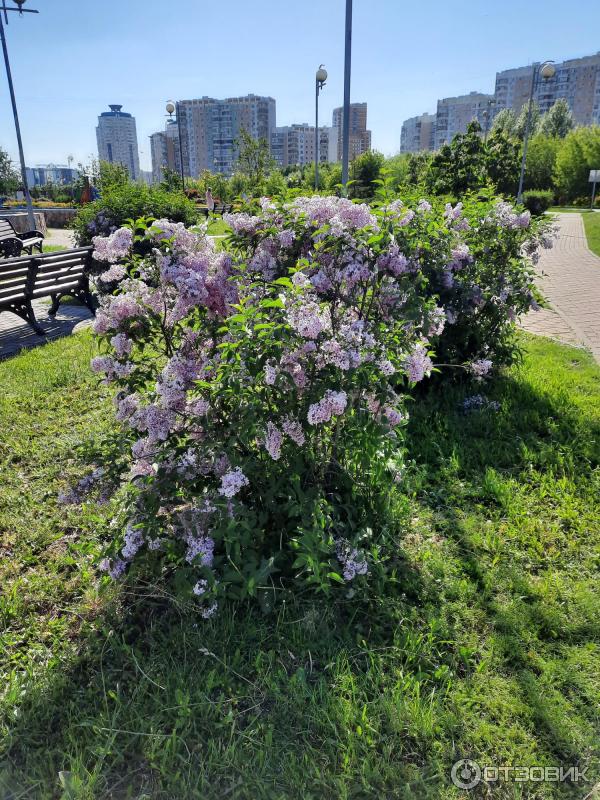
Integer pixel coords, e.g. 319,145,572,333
1,332,599,798
581,212,600,257
206,218,231,236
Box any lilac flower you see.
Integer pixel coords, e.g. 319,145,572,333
404,344,433,383
335,538,368,581
307,390,348,425
469,358,493,378
201,602,218,619
99,264,126,283
185,533,214,566
264,361,277,385
417,199,432,213
263,422,283,461
93,227,133,264
287,300,331,340
427,307,446,337
122,522,144,560
110,333,133,358
218,467,249,498
378,358,395,377
383,406,406,426
282,416,305,446
193,579,209,596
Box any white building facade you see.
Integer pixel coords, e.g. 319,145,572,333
96,105,140,179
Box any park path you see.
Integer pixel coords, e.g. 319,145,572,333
521,212,600,362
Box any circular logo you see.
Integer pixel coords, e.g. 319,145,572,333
451,759,482,790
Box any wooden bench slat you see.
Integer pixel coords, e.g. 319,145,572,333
0,246,94,335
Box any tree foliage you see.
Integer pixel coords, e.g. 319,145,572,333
426,122,487,196
554,126,600,201
234,128,274,186
0,146,20,196
536,99,574,139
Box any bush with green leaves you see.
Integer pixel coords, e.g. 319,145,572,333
81,192,551,614
73,180,197,246
522,189,554,216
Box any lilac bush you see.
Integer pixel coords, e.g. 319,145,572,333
85,193,551,613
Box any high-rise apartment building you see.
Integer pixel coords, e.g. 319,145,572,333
331,103,371,161
400,112,436,153
175,94,276,176
495,52,600,125
96,105,140,179
150,120,181,183
434,92,495,149
271,124,337,168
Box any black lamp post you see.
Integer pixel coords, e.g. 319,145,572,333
314,65,327,190
166,101,186,190
1,0,38,228
517,61,556,204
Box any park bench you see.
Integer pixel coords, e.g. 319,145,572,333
0,217,45,258
0,247,95,335
198,203,233,219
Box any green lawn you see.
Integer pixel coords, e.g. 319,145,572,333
1,332,599,798
206,217,231,236
581,212,600,258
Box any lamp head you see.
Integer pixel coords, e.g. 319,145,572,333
12,0,27,11
316,65,328,86
166,101,176,116
540,61,556,80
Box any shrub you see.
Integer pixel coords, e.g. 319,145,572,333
72,182,198,246
522,189,554,215
83,193,551,614
415,193,554,369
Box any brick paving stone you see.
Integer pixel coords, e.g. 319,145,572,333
520,213,600,362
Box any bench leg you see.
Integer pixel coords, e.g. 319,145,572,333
70,286,97,316
48,293,60,316
4,300,46,336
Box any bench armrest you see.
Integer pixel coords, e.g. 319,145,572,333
22,229,45,240
0,236,23,257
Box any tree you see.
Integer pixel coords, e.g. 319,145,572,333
234,128,274,188
537,99,574,138
525,134,560,190
349,150,385,199
554,126,600,201
491,109,518,140
0,146,20,196
515,103,541,140
485,132,521,196
427,121,486,195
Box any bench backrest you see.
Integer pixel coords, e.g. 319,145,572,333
0,218,18,242
0,247,92,307
30,248,92,299
0,255,32,307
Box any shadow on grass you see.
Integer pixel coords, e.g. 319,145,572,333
2,361,600,798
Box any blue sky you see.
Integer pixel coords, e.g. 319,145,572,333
1,0,599,171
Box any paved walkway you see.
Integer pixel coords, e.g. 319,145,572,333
0,299,92,360
46,228,75,248
521,213,600,362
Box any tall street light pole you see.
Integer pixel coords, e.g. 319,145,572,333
517,60,555,204
341,0,352,196
314,65,327,191
1,0,38,229
166,100,185,190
